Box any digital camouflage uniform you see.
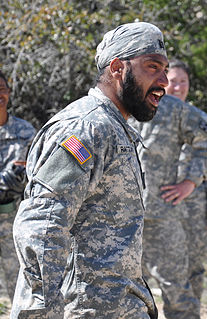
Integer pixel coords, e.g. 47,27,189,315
178,144,207,301
11,87,157,319
129,94,207,319
0,114,36,301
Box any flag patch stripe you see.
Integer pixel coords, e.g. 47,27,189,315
61,135,92,164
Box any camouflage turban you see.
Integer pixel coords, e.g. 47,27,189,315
95,22,167,71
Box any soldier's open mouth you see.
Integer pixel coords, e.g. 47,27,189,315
147,90,164,107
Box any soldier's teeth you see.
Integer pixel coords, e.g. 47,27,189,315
152,91,162,96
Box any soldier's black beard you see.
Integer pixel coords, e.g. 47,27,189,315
120,67,157,122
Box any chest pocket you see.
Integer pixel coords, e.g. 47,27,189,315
116,144,145,205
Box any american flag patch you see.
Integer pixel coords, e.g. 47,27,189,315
61,135,92,164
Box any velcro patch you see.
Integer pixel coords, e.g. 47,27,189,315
158,39,165,49
61,135,92,164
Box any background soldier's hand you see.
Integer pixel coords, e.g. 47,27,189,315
0,164,26,203
160,179,196,205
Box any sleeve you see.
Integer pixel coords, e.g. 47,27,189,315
178,104,207,186
12,119,108,318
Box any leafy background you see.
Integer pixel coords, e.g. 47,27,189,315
0,0,207,129
0,1,207,317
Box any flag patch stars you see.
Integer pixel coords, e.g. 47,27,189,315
61,135,92,164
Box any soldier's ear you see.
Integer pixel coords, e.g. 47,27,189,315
110,58,124,79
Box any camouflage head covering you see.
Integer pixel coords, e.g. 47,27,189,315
95,22,167,71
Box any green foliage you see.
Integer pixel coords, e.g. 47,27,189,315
141,0,207,109
0,301,8,315
0,0,207,129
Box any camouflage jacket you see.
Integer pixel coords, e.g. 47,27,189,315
0,115,36,206
11,88,157,319
0,114,36,171
129,94,207,219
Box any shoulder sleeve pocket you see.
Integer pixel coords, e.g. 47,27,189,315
34,147,91,195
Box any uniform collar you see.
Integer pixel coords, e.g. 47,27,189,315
89,87,142,143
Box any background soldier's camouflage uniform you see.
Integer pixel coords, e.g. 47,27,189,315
11,87,157,319
129,94,207,319
0,114,36,301
178,143,207,300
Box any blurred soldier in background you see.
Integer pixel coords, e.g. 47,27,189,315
129,60,207,319
11,22,168,319
0,70,36,301
166,59,207,305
